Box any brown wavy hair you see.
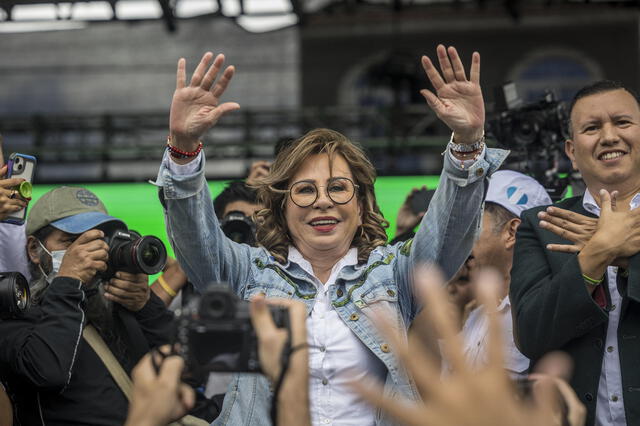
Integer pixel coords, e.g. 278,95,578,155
254,128,389,264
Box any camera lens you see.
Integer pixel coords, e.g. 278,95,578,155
108,233,167,276
141,244,161,266
0,272,30,319
132,236,167,275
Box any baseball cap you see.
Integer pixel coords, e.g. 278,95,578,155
485,170,552,218
26,186,124,236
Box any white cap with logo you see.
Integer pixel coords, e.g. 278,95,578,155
485,170,552,218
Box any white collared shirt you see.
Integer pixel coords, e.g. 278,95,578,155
583,190,640,426
288,246,386,426
461,296,529,377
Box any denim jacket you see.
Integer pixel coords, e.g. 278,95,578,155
155,147,507,425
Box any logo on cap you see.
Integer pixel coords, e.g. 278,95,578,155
506,186,529,206
76,189,99,206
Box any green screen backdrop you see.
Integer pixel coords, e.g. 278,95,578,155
29,177,441,280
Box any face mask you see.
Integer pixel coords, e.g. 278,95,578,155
37,240,66,284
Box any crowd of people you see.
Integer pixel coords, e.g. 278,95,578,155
0,42,637,426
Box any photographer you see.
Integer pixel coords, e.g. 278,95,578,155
213,180,263,245
0,186,173,426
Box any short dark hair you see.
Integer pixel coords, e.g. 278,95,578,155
213,181,258,220
568,80,640,136
484,202,518,234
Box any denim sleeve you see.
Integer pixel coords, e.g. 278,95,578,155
394,147,509,322
154,151,255,295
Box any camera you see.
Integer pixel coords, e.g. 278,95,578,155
220,211,256,246
176,285,289,375
97,222,168,279
487,82,576,201
0,272,30,320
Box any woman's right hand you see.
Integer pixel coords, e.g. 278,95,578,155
0,165,29,221
169,52,240,155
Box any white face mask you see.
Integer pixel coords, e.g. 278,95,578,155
37,240,66,283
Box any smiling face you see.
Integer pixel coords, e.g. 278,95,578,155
284,152,362,262
566,89,640,191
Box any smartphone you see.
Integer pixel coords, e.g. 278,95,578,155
2,153,37,225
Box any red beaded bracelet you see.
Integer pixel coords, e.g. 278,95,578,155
166,137,203,159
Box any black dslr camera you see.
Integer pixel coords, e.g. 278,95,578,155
0,272,30,320
220,211,256,246
176,285,289,374
97,222,168,279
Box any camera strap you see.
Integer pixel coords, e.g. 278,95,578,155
83,325,209,426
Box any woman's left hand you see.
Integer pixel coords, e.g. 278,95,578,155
420,44,484,144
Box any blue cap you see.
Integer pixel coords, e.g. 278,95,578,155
50,211,125,234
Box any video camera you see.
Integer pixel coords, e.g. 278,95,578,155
487,82,579,201
96,222,168,280
0,272,30,320
176,285,288,376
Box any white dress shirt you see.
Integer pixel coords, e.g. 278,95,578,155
583,190,640,426
461,296,529,377
289,247,386,426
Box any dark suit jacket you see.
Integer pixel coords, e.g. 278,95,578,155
510,195,640,426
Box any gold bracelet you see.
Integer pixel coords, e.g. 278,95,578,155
156,274,177,297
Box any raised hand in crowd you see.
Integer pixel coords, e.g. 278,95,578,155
250,296,311,426
57,229,109,283
353,268,586,426
421,44,484,144
0,165,29,221
125,347,196,426
104,271,151,311
169,52,240,162
246,160,271,186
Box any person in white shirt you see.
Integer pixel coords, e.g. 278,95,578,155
462,170,551,376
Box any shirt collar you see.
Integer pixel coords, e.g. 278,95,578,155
497,295,511,312
287,246,358,282
582,189,640,216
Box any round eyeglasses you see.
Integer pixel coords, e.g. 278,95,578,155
287,177,359,208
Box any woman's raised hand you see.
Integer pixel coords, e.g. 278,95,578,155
169,52,240,153
421,44,484,144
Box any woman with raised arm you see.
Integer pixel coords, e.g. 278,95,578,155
155,45,507,426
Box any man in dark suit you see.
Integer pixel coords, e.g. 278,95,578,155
510,80,640,426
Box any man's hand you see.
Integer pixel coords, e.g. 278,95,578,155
125,347,195,426
58,230,109,283
169,52,240,158
576,190,640,283
104,272,150,311
0,166,29,221
538,206,597,253
420,44,484,144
